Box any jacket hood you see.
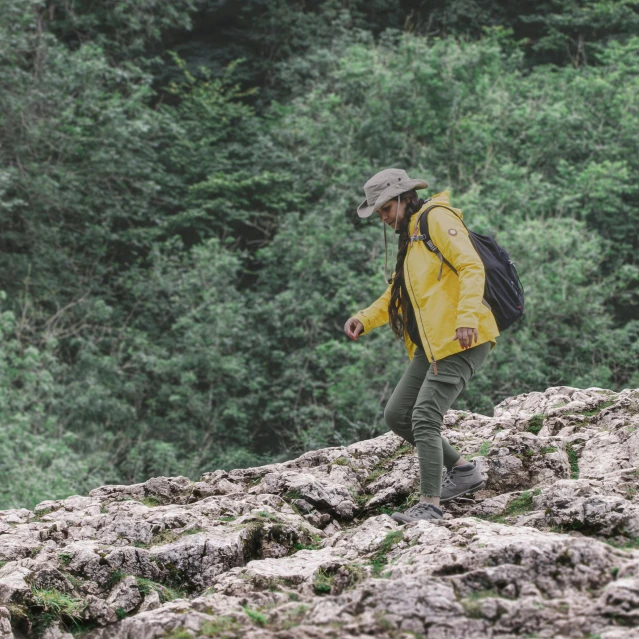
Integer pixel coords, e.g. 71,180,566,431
409,190,462,234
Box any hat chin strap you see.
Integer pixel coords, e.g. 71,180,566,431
384,195,401,284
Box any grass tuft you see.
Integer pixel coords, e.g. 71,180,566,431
254,511,280,522
526,414,545,435
605,537,639,551
58,552,73,566
469,441,491,459
461,589,499,618
242,605,267,626
280,604,310,630
485,488,541,523
163,630,194,639
566,443,579,479
580,400,615,417
217,515,236,522
105,569,125,590
370,530,404,577
135,576,183,603
200,615,241,637
312,568,334,594
29,587,85,633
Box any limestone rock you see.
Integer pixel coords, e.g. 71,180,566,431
0,607,13,639
105,575,142,613
0,386,638,639
137,589,161,612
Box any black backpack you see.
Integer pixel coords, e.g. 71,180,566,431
413,204,524,332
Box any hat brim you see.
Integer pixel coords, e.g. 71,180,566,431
357,178,429,218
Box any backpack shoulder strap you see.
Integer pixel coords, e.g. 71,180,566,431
414,204,458,279
414,204,493,312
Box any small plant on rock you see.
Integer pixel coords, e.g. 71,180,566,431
105,569,125,590
461,589,499,618
254,511,280,522
135,577,180,603
242,605,267,627
581,400,615,417
280,604,309,630
217,515,237,522
313,569,335,594
566,443,580,479
504,489,541,517
200,615,241,637
29,587,85,633
370,531,404,577
469,442,491,459
163,629,194,639
526,414,545,435
148,530,181,546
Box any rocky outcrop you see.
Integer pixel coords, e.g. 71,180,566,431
1,386,638,638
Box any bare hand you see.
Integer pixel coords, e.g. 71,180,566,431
344,318,364,341
453,327,478,350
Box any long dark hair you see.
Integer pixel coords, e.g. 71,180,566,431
388,190,425,339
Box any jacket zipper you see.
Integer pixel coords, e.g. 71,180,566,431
404,243,438,375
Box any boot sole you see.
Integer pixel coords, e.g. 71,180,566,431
391,512,444,525
440,479,486,503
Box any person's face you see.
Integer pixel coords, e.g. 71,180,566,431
377,197,408,228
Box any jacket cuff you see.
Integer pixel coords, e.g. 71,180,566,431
455,314,479,330
353,311,373,334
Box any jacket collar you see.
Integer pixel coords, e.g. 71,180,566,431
408,190,461,235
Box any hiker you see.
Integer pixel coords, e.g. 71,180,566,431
344,168,500,524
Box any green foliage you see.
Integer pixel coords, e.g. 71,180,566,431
105,570,125,590
484,488,542,523
135,577,183,603
0,299,104,509
242,605,267,627
312,569,335,595
580,400,616,416
29,587,85,633
526,415,546,435
469,442,492,459
1,0,639,508
370,531,404,576
566,443,580,479
200,615,241,638
461,589,499,618
58,553,73,566
503,490,541,517
606,537,639,551
162,630,194,639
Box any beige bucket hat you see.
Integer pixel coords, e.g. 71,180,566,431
357,168,429,218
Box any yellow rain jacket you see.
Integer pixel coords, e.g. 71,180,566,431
353,191,499,363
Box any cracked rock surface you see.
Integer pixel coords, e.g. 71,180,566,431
1,386,639,638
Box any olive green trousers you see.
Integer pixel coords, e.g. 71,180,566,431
384,342,491,497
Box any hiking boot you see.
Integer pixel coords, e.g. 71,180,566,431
440,461,485,503
391,502,443,525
